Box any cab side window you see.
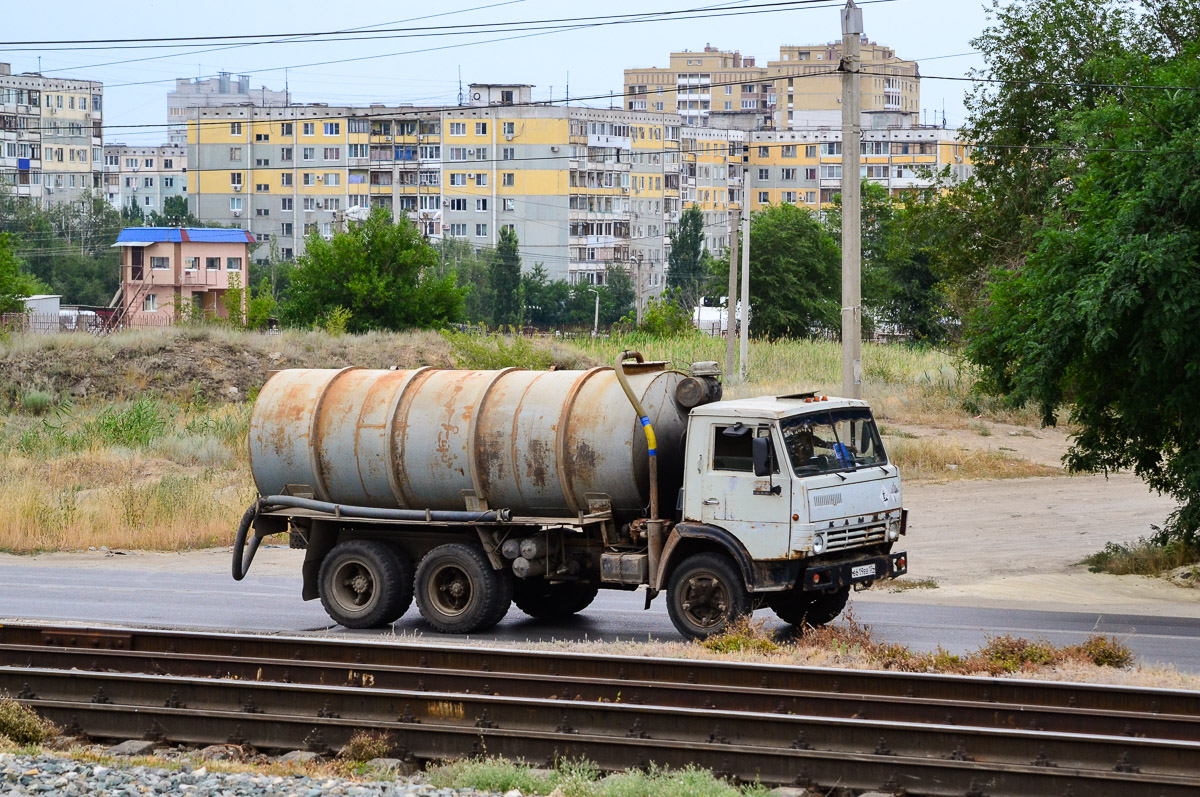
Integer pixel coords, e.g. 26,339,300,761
712,425,753,471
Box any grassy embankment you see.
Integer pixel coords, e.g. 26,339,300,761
0,327,1054,553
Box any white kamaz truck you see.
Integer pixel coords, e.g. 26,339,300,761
233,352,907,639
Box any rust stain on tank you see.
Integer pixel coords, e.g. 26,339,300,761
524,438,549,489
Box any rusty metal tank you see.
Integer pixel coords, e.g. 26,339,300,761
248,363,690,522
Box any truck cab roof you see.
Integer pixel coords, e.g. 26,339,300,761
692,394,871,421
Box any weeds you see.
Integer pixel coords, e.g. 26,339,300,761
19,390,54,416
338,731,392,763
884,437,1059,481
1082,538,1200,576
442,330,556,370
884,577,939,592
0,699,56,746
701,617,780,655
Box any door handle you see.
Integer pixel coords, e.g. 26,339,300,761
702,498,720,505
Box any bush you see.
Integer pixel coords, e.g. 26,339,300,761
82,399,170,448
19,390,54,416
1083,538,1200,576
442,330,554,370
700,616,780,655
635,295,695,338
1072,635,1135,669
339,730,391,763
0,698,55,745
978,636,1060,673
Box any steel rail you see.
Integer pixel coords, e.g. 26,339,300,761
7,623,1199,719
3,642,1196,744
6,668,1200,797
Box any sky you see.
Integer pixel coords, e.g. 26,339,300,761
1,0,992,146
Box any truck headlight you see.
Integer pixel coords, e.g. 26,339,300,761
887,523,900,541
812,532,826,554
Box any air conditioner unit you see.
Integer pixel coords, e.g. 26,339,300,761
232,209,242,217
550,146,559,152
316,175,323,181
442,199,449,207
466,148,475,156
504,134,514,141
232,184,242,191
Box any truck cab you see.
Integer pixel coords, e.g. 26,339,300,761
660,393,907,637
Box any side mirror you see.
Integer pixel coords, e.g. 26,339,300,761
752,436,773,477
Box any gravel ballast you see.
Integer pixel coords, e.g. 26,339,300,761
0,753,493,797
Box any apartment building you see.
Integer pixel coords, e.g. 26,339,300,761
0,62,103,207
746,124,971,213
102,143,187,214
624,41,920,130
186,85,683,288
680,126,745,253
168,72,289,145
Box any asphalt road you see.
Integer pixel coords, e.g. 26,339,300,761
3,564,1199,672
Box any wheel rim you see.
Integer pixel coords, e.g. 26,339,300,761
330,558,378,616
681,571,729,629
428,562,473,617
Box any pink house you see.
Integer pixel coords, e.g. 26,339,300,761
113,227,255,325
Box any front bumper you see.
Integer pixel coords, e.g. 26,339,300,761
800,550,907,592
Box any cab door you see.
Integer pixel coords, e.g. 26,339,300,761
685,421,792,560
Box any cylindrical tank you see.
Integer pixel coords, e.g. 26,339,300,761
248,364,690,522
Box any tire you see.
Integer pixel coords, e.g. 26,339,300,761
317,540,408,629
769,587,849,628
513,580,599,620
414,543,511,633
665,553,751,640
378,543,416,624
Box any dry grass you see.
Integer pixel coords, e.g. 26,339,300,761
0,699,56,746
883,436,1060,482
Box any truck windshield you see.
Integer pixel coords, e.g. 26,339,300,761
780,408,887,476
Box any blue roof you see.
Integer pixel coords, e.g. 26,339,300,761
116,227,255,244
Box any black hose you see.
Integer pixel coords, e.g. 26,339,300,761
259,494,512,523
231,501,261,582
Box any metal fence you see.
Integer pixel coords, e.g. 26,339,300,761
1,312,171,334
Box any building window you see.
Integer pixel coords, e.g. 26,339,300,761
280,222,293,235
302,147,314,161
449,198,467,210
230,172,243,187
476,198,488,211
255,208,270,216
230,197,243,212
475,122,488,135
281,173,293,187
150,257,169,270
206,257,221,270
303,197,315,210
475,223,487,237
781,191,797,203
448,147,466,161
229,147,242,161
281,122,294,136
449,122,466,136
255,133,269,142
281,197,293,211
325,173,340,186
475,173,487,186
348,144,368,158
230,122,242,135
821,164,842,179
323,147,340,160
502,122,514,136
502,147,515,160
758,146,769,158
502,172,514,187
758,168,769,180
324,122,340,135
805,167,817,180
303,173,314,186
449,223,467,237
303,122,315,136
255,158,270,167
758,191,769,204
163,177,174,188
820,142,842,155
280,147,293,162
143,177,154,187
805,145,817,157
502,198,515,212
143,293,157,312
781,168,796,180
781,145,797,158
449,173,466,186
184,257,198,270
255,183,269,192
227,257,242,271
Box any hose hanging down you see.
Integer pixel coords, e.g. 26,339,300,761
614,350,665,590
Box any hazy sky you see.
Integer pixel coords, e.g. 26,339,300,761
2,0,991,146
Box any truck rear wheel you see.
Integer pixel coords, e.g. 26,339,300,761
768,587,850,628
666,553,751,640
513,581,598,620
415,543,512,633
318,540,409,629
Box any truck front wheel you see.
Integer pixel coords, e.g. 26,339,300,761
414,543,512,633
666,552,751,640
317,540,410,629
768,587,849,628
513,580,598,620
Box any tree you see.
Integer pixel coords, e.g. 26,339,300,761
436,237,493,326
0,233,44,314
966,34,1200,546
666,205,706,309
121,200,145,225
280,210,465,332
728,204,840,339
148,196,202,228
600,263,635,325
490,226,523,328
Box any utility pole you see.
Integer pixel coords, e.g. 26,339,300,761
634,253,645,325
738,213,750,382
725,207,740,380
588,288,600,337
840,0,863,399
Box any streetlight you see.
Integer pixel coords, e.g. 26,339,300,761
588,288,600,337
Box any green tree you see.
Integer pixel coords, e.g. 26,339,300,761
280,210,465,332
246,277,277,330
966,37,1200,546
0,233,44,314
436,237,493,326
729,204,840,339
666,204,706,309
147,195,202,228
600,263,635,325
490,226,523,328
121,200,145,225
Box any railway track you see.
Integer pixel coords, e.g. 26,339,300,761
2,623,1198,796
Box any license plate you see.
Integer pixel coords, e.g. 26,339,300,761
851,564,876,579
